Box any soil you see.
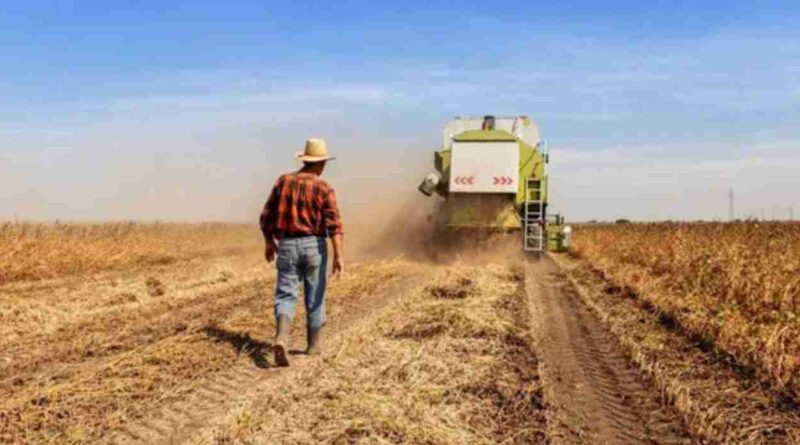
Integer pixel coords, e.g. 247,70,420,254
525,258,693,445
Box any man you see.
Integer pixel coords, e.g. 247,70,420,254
259,138,344,367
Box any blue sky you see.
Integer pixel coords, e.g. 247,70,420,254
2,1,800,222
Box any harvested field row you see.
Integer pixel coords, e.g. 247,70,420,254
571,222,800,401
0,253,265,340
0,257,406,444
199,263,546,445
0,255,277,379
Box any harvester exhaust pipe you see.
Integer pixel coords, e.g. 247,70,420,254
482,115,495,131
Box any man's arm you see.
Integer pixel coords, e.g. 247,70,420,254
260,178,282,262
330,233,344,277
323,187,344,277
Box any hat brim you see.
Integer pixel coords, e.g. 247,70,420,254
296,153,335,162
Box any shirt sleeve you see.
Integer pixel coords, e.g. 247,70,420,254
259,178,282,241
323,187,344,237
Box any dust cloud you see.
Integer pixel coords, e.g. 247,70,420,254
327,151,439,261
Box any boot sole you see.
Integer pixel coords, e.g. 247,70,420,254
273,344,289,367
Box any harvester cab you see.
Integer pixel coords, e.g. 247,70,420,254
418,115,569,253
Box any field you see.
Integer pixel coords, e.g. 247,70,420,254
571,222,800,401
0,222,259,284
1,221,799,444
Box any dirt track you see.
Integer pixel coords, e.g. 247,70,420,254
526,258,691,444
6,248,799,444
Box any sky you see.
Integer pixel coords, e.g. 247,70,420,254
2,0,800,222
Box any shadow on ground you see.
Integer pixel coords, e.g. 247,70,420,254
202,326,273,369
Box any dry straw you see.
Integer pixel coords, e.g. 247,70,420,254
205,264,546,444
0,222,259,284
571,222,800,402
0,258,405,444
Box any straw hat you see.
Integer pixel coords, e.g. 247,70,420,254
296,138,335,163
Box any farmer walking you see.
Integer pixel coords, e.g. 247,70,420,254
259,138,344,366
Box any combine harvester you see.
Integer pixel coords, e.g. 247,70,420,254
418,115,570,253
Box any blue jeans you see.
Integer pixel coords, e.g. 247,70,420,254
274,236,328,329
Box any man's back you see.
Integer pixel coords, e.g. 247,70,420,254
260,172,343,240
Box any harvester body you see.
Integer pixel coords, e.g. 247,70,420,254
419,115,566,252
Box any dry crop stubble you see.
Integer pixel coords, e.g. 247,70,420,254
0,228,405,444
1,280,270,443
0,253,264,343
203,263,546,445
571,222,800,402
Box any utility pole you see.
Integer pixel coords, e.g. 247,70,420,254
790,206,795,221
772,206,777,221
728,188,734,222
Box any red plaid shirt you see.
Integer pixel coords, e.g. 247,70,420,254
260,172,344,240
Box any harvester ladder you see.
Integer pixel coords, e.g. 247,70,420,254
524,178,545,252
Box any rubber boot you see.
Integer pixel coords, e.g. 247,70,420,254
273,315,291,367
306,325,323,356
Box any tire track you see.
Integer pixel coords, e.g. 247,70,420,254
113,364,267,444
0,276,269,388
0,280,269,444
104,264,435,445
526,257,693,444
554,252,800,443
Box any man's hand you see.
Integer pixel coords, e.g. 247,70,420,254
265,241,277,263
330,233,344,278
332,256,344,278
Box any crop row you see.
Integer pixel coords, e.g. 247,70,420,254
0,222,259,284
572,222,800,400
